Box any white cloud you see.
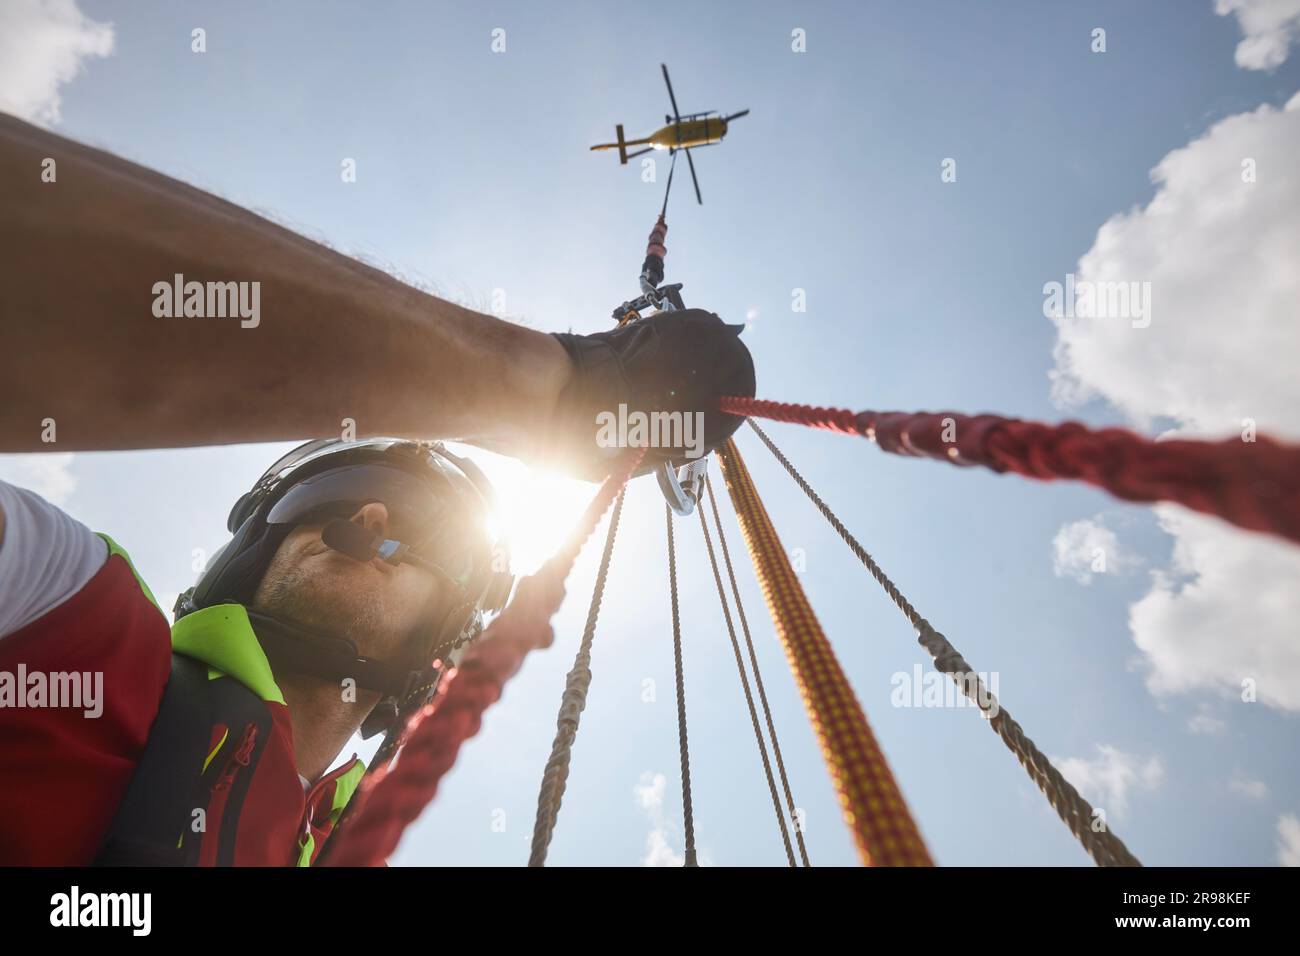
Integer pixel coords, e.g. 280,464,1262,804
633,771,686,867
1049,94,1300,717
1216,0,1300,70
1278,813,1300,865
0,0,113,126
1188,712,1226,735
1054,745,1163,819
1050,92,1300,438
1052,515,1139,584
1228,775,1268,799
642,824,684,867
633,770,667,813
1130,506,1300,711
0,453,77,505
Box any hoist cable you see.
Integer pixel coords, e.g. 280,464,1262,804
665,503,698,867
695,491,797,866
743,419,1143,867
527,489,627,866
716,438,933,866
661,150,679,219
703,472,811,866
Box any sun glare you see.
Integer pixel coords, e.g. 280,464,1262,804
460,447,600,576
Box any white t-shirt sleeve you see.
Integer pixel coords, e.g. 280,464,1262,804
0,480,108,639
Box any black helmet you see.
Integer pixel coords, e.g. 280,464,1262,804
175,438,514,734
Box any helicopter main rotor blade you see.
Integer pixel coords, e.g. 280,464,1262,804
723,109,750,122
661,63,681,122
685,147,703,205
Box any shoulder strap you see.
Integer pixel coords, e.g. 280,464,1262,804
94,654,210,865
94,652,269,867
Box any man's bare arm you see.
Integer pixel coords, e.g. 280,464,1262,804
0,113,572,455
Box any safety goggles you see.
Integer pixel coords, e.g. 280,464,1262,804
233,440,493,592
268,463,485,588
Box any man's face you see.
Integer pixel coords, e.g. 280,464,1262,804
252,502,443,662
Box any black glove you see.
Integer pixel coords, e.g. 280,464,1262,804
548,309,756,480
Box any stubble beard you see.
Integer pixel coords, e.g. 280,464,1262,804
253,558,408,658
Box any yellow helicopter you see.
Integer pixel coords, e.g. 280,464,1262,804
590,64,749,204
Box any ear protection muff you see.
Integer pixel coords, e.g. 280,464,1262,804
174,515,292,620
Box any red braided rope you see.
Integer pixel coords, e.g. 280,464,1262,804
720,397,1300,547
323,447,646,866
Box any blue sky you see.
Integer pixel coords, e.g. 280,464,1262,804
3,0,1299,866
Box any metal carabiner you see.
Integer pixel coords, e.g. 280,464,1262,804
657,457,709,516
615,209,705,517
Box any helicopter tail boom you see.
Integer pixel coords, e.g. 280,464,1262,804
589,124,656,164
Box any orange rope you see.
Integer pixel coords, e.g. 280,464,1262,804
716,439,933,867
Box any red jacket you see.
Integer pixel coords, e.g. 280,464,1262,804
0,536,363,866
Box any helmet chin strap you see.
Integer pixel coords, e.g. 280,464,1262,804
246,588,482,739
359,596,481,741
245,609,431,701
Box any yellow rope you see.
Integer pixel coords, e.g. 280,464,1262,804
716,439,933,866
